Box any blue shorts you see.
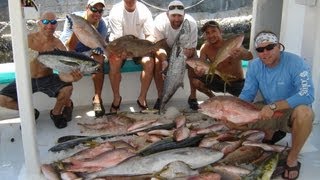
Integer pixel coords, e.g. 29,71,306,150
0,74,72,101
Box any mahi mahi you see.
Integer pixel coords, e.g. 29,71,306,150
83,147,223,179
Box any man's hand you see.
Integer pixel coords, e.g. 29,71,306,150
259,105,274,120
229,47,246,60
70,70,83,82
59,70,83,83
183,48,195,58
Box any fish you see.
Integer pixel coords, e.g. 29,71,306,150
35,49,100,74
83,147,224,179
173,126,190,142
49,122,176,152
206,34,244,82
66,14,108,56
198,95,261,125
138,134,204,156
159,19,191,113
242,141,289,153
243,152,280,180
106,35,167,58
155,161,199,179
218,145,264,165
40,164,60,180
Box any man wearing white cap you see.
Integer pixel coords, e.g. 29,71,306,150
60,0,108,117
108,0,155,112
236,30,314,180
153,0,199,110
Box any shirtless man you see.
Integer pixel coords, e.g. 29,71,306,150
0,12,82,129
191,20,253,97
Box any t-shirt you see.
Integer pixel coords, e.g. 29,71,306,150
154,12,198,48
239,51,314,108
108,1,154,41
59,11,108,53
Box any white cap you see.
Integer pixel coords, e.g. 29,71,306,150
168,0,184,16
87,0,105,7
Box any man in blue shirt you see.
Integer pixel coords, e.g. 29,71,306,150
238,31,314,180
60,0,108,117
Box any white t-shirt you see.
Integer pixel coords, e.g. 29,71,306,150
108,1,154,41
154,12,198,48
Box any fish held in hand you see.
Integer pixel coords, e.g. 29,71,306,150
37,49,100,74
106,35,167,58
198,96,260,125
66,14,108,56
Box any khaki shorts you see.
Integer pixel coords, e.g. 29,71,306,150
247,103,293,133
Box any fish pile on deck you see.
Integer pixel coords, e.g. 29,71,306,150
41,96,290,180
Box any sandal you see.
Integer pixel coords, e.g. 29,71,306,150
110,96,122,113
137,99,148,111
282,161,301,180
50,110,67,129
188,98,199,110
63,100,73,122
92,98,105,117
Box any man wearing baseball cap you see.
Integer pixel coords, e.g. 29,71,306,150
153,0,199,110
60,0,108,117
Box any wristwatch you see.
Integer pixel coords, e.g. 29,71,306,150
269,103,277,111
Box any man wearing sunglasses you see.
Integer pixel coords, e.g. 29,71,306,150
107,0,155,112
0,12,82,129
236,31,314,180
153,0,199,110
190,20,253,103
60,0,108,117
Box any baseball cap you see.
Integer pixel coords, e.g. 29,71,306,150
168,0,184,16
87,0,105,7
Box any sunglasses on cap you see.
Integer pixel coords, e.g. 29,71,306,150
255,43,277,53
89,5,104,14
41,19,57,25
168,5,184,10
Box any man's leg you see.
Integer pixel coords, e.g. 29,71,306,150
284,105,313,179
137,56,154,109
154,57,164,99
91,54,105,117
108,57,124,112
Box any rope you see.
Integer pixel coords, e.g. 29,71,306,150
139,0,207,11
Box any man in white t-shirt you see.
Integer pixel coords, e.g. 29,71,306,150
153,0,198,110
107,0,155,113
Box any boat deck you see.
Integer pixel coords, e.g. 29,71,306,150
0,100,319,180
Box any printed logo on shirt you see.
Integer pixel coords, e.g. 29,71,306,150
299,71,311,96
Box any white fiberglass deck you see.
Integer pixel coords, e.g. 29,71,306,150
0,100,319,180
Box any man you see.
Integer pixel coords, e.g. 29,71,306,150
153,0,198,110
191,20,253,100
108,0,155,112
238,31,314,180
60,0,108,117
0,12,82,129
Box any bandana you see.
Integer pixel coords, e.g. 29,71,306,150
255,32,278,47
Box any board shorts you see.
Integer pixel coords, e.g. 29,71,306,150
0,74,72,101
198,74,244,96
246,103,293,133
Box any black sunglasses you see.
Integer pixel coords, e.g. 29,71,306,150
41,19,57,25
89,6,104,14
168,5,184,10
256,43,277,53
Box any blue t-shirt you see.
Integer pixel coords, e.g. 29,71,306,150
239,51,314,108
59,11,109,53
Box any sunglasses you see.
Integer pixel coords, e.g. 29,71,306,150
255,43,277,53
168,5,184,10
89,6,104,14
41,19,57,25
